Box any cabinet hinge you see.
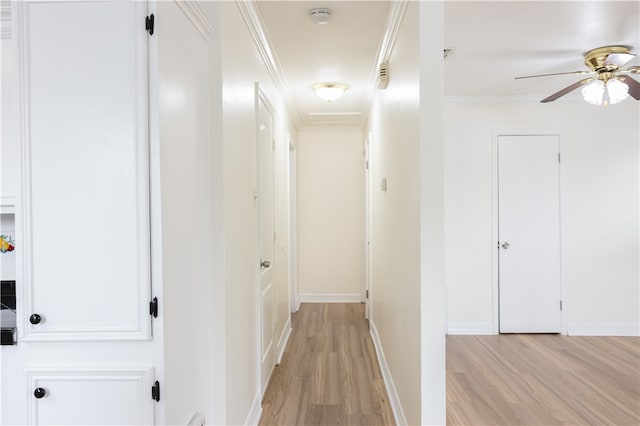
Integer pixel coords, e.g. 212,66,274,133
150,297,158,318
145,14,155,36
151,381,160,402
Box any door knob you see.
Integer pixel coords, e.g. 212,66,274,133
29,314,42,325
501,242,510,250
34,387,46,399
260,259,271,268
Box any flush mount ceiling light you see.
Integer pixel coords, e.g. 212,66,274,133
312,83,348,102
516,45,640,106
309,8,332,25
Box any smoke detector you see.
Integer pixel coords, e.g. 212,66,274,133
309,8,332,25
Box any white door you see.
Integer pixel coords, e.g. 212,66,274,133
257,88,276,394
4,2,157,424
498,135,561,333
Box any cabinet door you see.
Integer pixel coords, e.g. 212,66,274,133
17,0,151,341
27,368,154,425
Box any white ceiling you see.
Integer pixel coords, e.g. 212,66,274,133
257,1,640,127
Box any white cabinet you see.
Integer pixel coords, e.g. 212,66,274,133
17,0,151,342
2,1,161,424
27,368,155,425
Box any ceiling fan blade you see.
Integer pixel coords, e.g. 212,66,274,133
515,70,593,80
604,53,637,68
618,76,640,100
540,78,594,103
620,66,640,75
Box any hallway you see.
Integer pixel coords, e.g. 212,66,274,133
259,303,395,425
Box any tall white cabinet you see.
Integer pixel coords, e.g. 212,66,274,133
1,1,223,424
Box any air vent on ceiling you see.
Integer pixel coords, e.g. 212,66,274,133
378,62,389,89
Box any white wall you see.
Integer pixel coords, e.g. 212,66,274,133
156,2,224,424
445,98,640,336
220,3,293,423
367,3,421,424
297,127,364,301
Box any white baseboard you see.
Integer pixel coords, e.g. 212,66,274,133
243,391,262,426
447,322,494,335
276,319,292,364
567,323,639,336
298,293,362,303
369,321,407,426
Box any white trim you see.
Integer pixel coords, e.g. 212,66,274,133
1,0,11,39
447,322,494,335
0,197,16,214
243,391,262,426
369,322,407,426
175,0,217,42
567,323,640,337
491,129,564,335
298,293,362,303
235,1,302,130
362,0,408,127
276,318,292,364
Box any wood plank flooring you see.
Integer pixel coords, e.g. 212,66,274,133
259,303,395,426
447,334,640,425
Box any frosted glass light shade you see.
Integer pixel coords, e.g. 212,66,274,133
312,83,347,102
581,78,630,106
582,79,605,105
606,79,629,105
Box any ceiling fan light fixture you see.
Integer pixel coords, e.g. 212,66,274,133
312,83,348,102
582,80,605,105
606,78,630,105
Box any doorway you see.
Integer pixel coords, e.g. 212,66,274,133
495,133,562,333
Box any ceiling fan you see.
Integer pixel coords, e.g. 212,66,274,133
516,45,640,105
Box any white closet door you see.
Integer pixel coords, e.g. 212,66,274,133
18,0,151,341
498,134,561,333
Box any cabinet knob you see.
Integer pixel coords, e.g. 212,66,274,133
34,387,46,399
29,314,42,325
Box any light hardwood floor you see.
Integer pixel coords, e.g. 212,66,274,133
259,303,395,426
447,334,640,425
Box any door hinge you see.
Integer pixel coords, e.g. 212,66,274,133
366,290,369,299
560,300,563,311
150,297,158,318
151,381,160,402
366,160,369,170
145,14,155,36
558,153,561,163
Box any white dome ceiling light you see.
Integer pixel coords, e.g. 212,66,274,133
309,8,332,25
312,83,348,102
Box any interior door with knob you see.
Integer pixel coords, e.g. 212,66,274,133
257,86,276,394
498,134,561,333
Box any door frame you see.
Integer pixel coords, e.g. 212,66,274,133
491,129,567,335
364,133,372,320
288,135,299,313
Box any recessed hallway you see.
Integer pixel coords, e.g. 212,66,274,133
259,303,395,426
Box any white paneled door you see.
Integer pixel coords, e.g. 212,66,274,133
498,135,562,333
257,87,276,394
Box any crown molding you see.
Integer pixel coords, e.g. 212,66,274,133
1,0,11,39
176,0,217,42
235,1,303,130
361,0,409,126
